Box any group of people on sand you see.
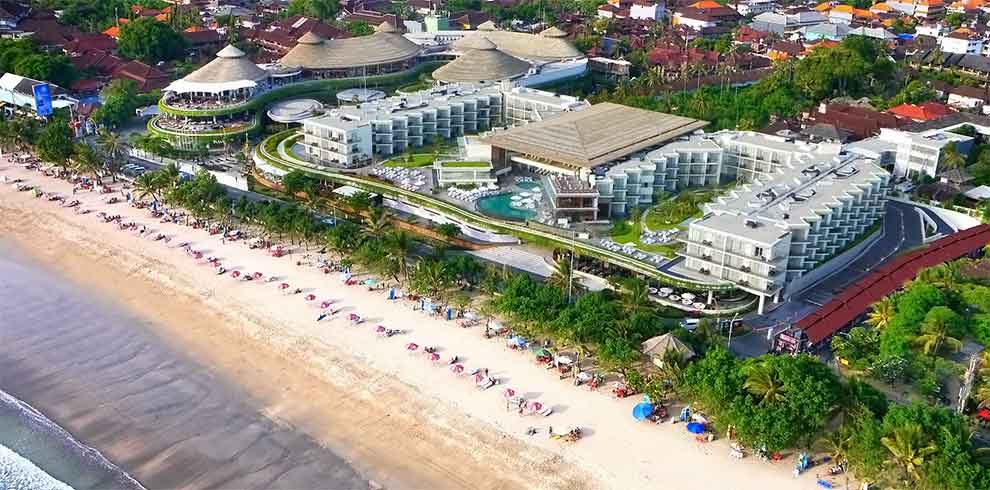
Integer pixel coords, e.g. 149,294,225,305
7,155,581,447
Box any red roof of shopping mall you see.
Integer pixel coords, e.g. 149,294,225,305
795,224,990,347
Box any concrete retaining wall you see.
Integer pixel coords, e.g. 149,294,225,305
383,197,519,244
784,226,883,300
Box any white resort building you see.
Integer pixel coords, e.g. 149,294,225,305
300,84,590,168
678,139,891,313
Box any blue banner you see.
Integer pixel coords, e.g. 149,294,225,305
33,83,52,117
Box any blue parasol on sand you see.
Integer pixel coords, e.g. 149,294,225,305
686,422,705,434
632,402,655,421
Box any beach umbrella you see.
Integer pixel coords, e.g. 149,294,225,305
305,294,316,301
978,408,990,421
555,355,574,365
446,308,453,320
527,401,543,413
376,325,386,333
534,348,552,358
231,271,241,278
253,272,263,279
503,388,516,399
686,422,705,434
406,343,419,351
213,261,222,268
279,283,289,290
450,364,464,374
632,402,655,421
388,288,396,300
428,352,440,362
320,300,333,309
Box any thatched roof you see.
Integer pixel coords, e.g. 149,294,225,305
453,30,581,62
540,26,568,38
433,39,530,83
280,31,421,70
181,44,268,84
641,333,695,360
483,103,707,169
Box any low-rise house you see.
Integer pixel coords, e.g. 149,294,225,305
940,30,984,55
947,85,989,112
801,21,850,41
751,10,828,34
674,5,741,31
806,103,909,140
111,61,171,92
734,0,777,16
887,101,956,122
630,0,665,20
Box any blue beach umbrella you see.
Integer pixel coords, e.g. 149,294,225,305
446,308,453,320
632,402,655,421
686,422,705,434
388,288,396,300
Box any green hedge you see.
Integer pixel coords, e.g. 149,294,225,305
158,62,445,118
147,113,261,140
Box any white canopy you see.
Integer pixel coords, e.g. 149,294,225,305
164,79,258,94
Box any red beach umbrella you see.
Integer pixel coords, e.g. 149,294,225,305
231,271,241,278
406,343,419,351
450,364,464,374
428,352,440,362
279,283,290,290
305,294,316,301
503,388,515,399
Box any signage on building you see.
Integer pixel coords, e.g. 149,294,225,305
33,83,52,117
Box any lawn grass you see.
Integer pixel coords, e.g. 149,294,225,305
644,188,722,230
383,154,435,168
440,161,491,168
609,217,683,258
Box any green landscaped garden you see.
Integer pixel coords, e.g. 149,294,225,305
609,217,684,258
383,153,435,168
644,188,723,230
440,161,491,168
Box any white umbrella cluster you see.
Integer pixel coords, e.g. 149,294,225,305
447,183,500,202
372,167,427,192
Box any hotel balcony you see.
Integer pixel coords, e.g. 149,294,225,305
680,237,786,266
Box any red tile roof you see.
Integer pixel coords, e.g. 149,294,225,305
886,101,956,121
111,61,171,92
63,33,117,54
795,224,990,347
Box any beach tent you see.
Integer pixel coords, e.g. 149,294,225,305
641,333,696,368
632,402,655,421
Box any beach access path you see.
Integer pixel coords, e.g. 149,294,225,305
0,160,816,490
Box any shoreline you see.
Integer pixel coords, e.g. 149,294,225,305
0,160,811,490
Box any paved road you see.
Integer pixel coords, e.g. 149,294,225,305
731,200,944,357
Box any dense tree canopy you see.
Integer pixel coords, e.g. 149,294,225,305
36,118,75,166
285,0,339,20
117,17,187,64
0,39,77,87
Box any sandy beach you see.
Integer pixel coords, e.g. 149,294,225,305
0,159,815,490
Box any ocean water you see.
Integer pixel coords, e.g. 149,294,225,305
0,241,368,489
0,390,143,490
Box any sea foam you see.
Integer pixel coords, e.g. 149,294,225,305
0,443,75,490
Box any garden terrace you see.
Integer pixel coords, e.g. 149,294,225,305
255,130,737,292
158,62,444,118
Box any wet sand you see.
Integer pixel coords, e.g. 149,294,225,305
0,244,369,489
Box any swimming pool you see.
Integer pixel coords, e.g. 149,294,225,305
476,193,535,221
517,181,541,191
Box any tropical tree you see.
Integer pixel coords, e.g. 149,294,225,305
547,253,575,292
133,171,162,202
71,142,102,178
384,230,414,283
913,306,964,357
880,423,938,484
743,362,788,404
96,129,126,182
409,259,454,300
36,118,74,167
362,205,392,239
437,222,460,241
865,297,896,330
940,143,966,170
618,277,651,313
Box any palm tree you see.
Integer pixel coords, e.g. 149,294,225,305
410,259,453,301
547,254,574,292
865,297,896,330
913,314,964,357
940,143,966,170
96,129,126,182
362,205,392,239
881,423,937,484
974,384,990,408
743,362,788,404
384,230,414,283
618,277,651,313
71,143,102,178
815,429,852,467
133,172,162,202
